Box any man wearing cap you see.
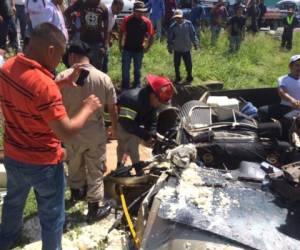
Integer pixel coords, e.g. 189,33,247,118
57,40,118,224
116,75,174,175
281,8,298,51
167,9,198,83
119,1,155,90
259,55,300,137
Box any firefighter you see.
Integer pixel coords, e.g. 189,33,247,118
281,8,298,51
116,74,174,175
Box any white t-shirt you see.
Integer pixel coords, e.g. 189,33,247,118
15,0,25,6
106,4,116,32
278,74,300,107
26,0,49,27
47,1,68,40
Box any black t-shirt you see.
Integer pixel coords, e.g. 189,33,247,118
247,3,258,18
65,0,108,44
228,15,246,36
120,15,154,52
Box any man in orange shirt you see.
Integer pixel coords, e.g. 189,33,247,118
0,23,101,250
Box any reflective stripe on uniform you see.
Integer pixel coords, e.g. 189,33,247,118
119,107,137,120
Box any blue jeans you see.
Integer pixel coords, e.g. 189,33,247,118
229,35,242,52
0,157,65,250
211,25,221,46
121,50,144,90
151,17,162,40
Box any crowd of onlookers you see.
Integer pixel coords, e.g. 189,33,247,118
0,0,299,87
0,0,267,54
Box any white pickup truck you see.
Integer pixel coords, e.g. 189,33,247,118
102,0,134,23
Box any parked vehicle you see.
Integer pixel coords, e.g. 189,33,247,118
262,0,300,30
179,0,230,30
277,0,300,11
102,0,134,23
262,8,285,29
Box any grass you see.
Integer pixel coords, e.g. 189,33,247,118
0,28,300,248
108,30,300,89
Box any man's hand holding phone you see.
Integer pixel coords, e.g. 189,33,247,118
56,64,89,88
76,69,89,87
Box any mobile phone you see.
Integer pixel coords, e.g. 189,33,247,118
76,69,89,87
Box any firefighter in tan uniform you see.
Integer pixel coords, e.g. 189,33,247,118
58,41,118,224
116,75,174,175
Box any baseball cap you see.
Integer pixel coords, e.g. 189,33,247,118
133,1,148,12
173,9,183,18
290,55,300,64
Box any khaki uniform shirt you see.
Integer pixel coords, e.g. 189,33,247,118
58,64,116,145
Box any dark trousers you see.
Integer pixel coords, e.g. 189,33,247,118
257,17,263,29
258,104,292,121
0,17,17,50
281,30,293,50
174,51,192,80
250,17,258,33
15,4,27,41
258,104,293,140
102,52,108,73
229,35,242,53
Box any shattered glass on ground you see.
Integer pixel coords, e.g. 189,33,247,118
19,201,128,250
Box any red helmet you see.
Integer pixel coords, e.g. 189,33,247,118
147,74,174,103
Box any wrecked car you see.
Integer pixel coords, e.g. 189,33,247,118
104,85,300,250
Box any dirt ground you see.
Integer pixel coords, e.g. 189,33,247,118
105,139,151,174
